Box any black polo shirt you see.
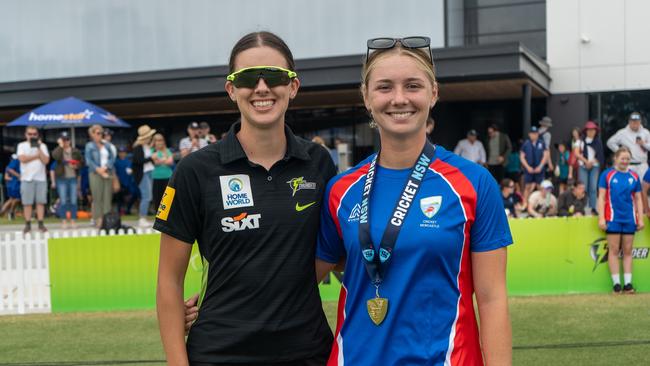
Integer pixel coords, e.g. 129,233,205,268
154,122,336,364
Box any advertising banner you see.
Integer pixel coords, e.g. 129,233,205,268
48,217,649,312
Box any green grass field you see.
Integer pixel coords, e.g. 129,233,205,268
1,294,649,366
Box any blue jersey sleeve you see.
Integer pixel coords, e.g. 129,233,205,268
598,169,609,189
634,175,642,192
316,184,346,264
470,172,513,252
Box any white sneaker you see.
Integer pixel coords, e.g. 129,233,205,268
138,217,152,227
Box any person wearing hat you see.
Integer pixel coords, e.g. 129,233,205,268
51,131,84,228
199,121,218,144
606,112,650,178
85,124,116,228
179,121,208,158
538,116,555,175
453,129,486,165
527,179,557,218
520,126,550,204
575,121,605,210
132,124,157,227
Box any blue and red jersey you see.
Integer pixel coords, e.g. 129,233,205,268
599,168,641,224
317,146,513,366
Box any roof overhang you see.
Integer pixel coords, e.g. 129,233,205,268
0,42,550,122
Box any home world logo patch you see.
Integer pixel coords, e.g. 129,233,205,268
220,174,254,210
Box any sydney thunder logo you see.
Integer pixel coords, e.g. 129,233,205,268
286,177,316,196
589,238,649,272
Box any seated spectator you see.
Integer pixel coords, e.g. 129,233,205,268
501,178,523,218
557,181,588,217
528,180,558,218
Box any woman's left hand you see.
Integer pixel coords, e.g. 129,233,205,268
637,221,645,231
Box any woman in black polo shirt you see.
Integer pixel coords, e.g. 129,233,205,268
155,32,335,365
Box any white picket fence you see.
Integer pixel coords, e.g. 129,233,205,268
0,228,156,316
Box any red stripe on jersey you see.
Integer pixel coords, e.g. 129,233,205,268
327,285,348,366
604,170,617,222
327,164,370,237
429,159,482,366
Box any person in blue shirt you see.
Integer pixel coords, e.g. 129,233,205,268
520,126,549,204
1,154,21,220
113,146,139,215
315,37,513,366
597,147,644,294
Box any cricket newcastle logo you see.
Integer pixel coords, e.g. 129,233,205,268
589,237,649,272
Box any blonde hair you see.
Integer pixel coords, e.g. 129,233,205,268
88,124,103,137
361,46,437,92
614,146,631,159
152,133,167,149
311,136,327,147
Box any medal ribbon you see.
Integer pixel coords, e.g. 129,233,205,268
358,142,436,286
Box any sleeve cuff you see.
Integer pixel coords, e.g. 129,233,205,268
153,222,195,245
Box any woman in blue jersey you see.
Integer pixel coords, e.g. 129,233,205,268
597,147,644,294
315,37,513,365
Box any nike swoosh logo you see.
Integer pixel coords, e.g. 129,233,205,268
295,202,316,212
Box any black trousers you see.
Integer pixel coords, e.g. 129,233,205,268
488,164,505,183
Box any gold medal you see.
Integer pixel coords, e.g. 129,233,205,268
367,297,388,325
367,286,388,325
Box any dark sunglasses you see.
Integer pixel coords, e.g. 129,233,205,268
226,66,297,88
366,36,433,64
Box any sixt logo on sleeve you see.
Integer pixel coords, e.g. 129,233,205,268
221,212,261,232
220,174,254,210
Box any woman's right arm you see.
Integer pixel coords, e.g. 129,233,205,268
157,233,193,366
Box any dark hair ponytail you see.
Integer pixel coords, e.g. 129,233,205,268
228,31,295,73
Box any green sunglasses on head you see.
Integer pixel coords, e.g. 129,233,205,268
226,66,298,88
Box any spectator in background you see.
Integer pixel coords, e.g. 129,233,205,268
179,122,208,158
486,124,512,183
114,146,139,215
557,181,588,217
103,129,118,157
312,136,338,168
606,112,650,178
520,126,549,204
527,179,557,218
85,124,116,229
200,122,218,144
151,133,174,210
506,139,523,193
538,116,553,154
597,147,643,294
51,131,84,228
454,129,486,165
569,127,581,179
576,121,605,211
17,126,50,233
1,154,21,220
555,142,570,194
132,125,156,227
501,178,523,218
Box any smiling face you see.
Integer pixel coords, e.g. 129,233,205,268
614,150,631,171
362,52,437,141
225,46,299,130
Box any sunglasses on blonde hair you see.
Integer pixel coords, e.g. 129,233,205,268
366,36,433,64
